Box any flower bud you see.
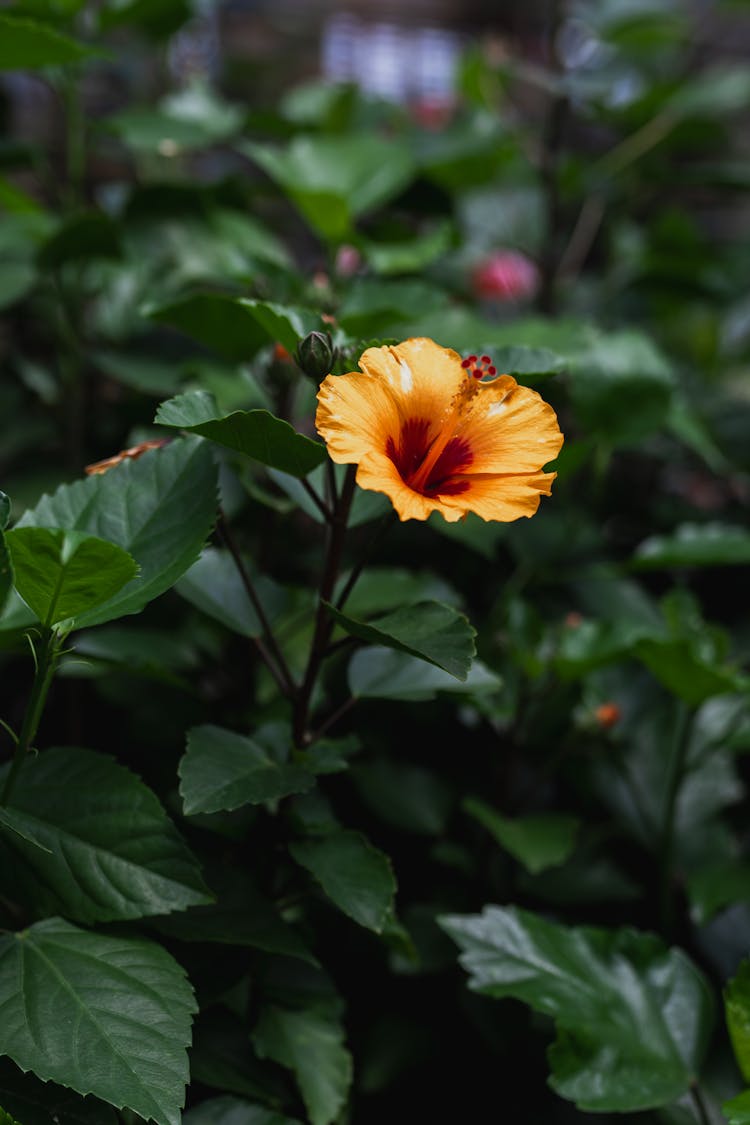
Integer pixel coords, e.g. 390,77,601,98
296,331,335,382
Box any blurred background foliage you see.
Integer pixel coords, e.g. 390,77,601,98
2,0,750,1122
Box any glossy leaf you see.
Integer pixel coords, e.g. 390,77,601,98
17,438,218,629
0,747,210,923
0,918,195,1125
155,391,327,478
289,829,396,933
238,300,319,354
348,647,500,701
326,601,476,680
6,528,137,629
253,1007,352,1125
0,14,98,69
440,905,714,1112
463,800,579,874
725,1090,750,1125
179,724,315,815
633,523,750,569
726,960,750,1083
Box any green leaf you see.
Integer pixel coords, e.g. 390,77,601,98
0,918,195,1125
725,1090,750,1125
326,601,476,681
253,1007,352,1125
348,647,501,701
440,906,714,1112
176,548,285,639
0,747,210,923
190,1009,288,1106
0,495,10,533
155,391,327,478
38,211,121,268
179,724,315,815
0,15,99,69
0,1058,118,1125
238,300,319,354
351,760,452,836
0,262,35,310
17,437,218,629
0,514,13,619
289,829,396,933
687,861,750,925
567,329,675,447
0,1105,21,1125
242,134,415,240
185,1095,301,1125
633,523,750,569
149,865,317,965
6,528,137,629
463,800,579,874
636,637,745,705
361,222,453,276
726,960,750,1083
490,345,564,381
148,293,269,362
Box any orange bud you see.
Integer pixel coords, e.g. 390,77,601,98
273,343,292,362
594,702,621,729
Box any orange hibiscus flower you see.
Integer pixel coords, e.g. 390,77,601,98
315,337,563,523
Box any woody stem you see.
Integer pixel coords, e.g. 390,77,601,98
293,465,357,748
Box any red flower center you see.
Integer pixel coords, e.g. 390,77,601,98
386,417,473,496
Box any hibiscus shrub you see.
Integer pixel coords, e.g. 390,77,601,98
2,2,750,1124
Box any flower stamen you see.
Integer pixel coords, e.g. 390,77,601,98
461,353,498,382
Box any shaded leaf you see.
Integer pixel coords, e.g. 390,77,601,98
179,724,315,815
326,601,475,680
0,918,195,1125
0,1058,117,1125
253,1007,352,1125
6,528,136,630
348,646,500,701
148,293,269,362
156,391,327,478
185,1095,301,1125
289,829,396,933
463,800,579,874
176,548,285,639
0,14,98,69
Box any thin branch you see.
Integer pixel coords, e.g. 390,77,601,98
689,1083,713,1125
215,512,296,698
309,695,358,744
334,510,397,612
300,477,332,523
536,0,569,315
555,195,605,282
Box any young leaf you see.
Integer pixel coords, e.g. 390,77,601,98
463,800,579,874
0,918,195,1125
252,1007,352,1125
0,747,211,923
6,528,137,629
16,438,218,629
326,601,476,681
726,960,750,1083
179,724,315,815
289,829,396,933
440,905,714,1112
155,391,327,478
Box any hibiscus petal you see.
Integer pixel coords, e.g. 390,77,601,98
457,376,564,475
440,470,557,522
356,450,466,522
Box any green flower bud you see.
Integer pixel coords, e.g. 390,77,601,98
296,331,335,382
